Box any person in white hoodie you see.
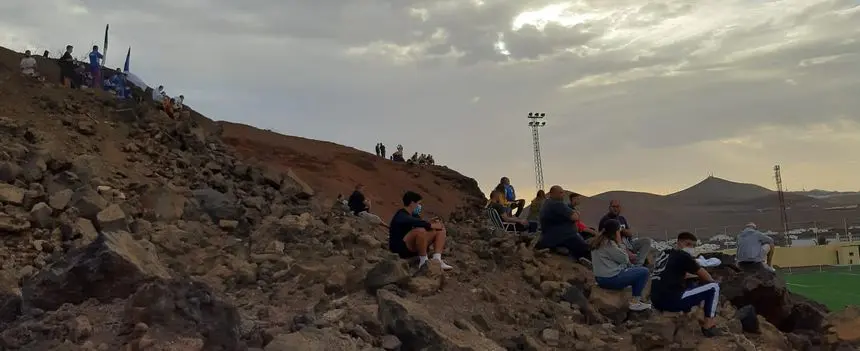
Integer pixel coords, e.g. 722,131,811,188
19,50,38,77
736,222,775,272
152,85,165,102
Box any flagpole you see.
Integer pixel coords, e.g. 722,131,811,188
103,24,109,66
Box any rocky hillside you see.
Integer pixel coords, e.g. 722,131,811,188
0,60,859,350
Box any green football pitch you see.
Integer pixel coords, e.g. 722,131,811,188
782,269,860,311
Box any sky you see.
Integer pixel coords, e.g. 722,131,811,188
2,0,860,198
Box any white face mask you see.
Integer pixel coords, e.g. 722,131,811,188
681,247,697,256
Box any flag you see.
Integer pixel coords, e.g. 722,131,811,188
123,47,131,72
103,24,109,66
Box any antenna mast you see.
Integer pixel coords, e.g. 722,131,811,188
774,165,790,246
527,112,547,191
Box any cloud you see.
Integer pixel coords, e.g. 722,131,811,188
2,0,860,198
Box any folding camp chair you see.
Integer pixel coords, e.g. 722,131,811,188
486,207,517,233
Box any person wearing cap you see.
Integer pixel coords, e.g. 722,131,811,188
736,222,775,272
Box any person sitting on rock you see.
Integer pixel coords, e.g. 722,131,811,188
391,150,405,162
488,190,537,233
526,189,546,224
650,232,722,337
736,222,775,272
388,191,453,270
589,218,652,311
347,184,384,224
598,200,652,266
19,50,38,77
153,85,165,102
497,177,526,217
568,192,597,240
537,185,592,267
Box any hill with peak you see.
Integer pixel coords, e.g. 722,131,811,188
557,176,860,237
0,45,858,350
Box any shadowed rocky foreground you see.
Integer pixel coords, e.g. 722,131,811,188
0,73,859,350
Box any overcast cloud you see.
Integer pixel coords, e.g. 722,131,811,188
2,0,860,197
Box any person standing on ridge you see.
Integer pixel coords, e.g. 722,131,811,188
88,45,104,89
380,143,386,158
374,143,381,157
59,45,75,88
598,200,652,266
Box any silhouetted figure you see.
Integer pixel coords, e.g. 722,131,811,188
380,143,386,158
375,143,381,157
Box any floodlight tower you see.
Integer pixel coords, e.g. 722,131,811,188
527,112,547,192
774,165,790,246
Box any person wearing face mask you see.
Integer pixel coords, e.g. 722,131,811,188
388,191,453,271
650,232,722,337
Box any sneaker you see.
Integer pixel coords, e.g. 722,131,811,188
765,264,776,272
577,257,593,269
413,260,429,277
629,301,652,311
435,259,454,270
701,326,722,338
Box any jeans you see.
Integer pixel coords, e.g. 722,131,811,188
515,221,538,233
595,266,649,297
653,282,720,318
538,233,590,260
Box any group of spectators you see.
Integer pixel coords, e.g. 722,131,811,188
373,143,435,165
484,180,778,337
17,44,186,109
151,85,184,119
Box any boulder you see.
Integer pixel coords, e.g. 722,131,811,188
588,286,630,323
0,183,25,205
264,328,360,351
29,202,53,228
139,185,187,221
0,213,31,233
284,169,314,199
364,258,410,293
822,305,860,348
48,188,73,210
706,259,828,333
96,204,129,232
377,290,505,350
0,269,21,322
185,188,243,222
124,280,243,351
0,162,22,183
70,188,108,220
21,231,171,311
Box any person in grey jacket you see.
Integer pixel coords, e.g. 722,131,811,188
736,222,775,272
589,219,652,311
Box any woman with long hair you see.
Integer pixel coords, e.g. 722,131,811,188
526,189,546,222
589,219,651,311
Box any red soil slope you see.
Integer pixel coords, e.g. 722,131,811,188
219,122,485,221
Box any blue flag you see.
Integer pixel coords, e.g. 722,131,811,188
123,47,131,72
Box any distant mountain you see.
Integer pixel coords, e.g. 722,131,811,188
792,189,860,206
667,176,774,205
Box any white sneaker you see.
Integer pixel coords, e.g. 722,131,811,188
765,265,776,272
435,258,454,270
629,301,652,311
